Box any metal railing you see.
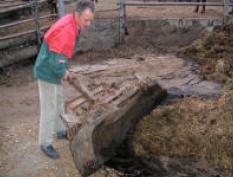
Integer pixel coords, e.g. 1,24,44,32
119,0,233,43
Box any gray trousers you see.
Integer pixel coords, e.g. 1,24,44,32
38,80,67,146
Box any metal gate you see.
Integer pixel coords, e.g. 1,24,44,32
0,0,121,68
119,0,233,42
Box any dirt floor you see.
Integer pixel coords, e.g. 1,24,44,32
0,1,232,177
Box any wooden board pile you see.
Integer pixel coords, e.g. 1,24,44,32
62,57,167,176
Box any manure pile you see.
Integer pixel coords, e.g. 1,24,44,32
132,91,233,171
180,24,233,89
130,24,233,177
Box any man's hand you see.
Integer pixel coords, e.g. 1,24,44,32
64,70,72,81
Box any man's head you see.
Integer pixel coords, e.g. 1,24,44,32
75,0,95,32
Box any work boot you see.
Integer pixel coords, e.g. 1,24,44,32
56,130,68,139
41,145,59,159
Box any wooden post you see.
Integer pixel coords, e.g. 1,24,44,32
34,0,41,48
119,0,125,44
58,0,65,17
224,0,229,24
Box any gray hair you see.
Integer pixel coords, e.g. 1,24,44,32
75,0,95,14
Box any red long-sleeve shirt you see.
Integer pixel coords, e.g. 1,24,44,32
44,13,79,59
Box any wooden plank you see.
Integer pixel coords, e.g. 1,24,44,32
113,87,139,106
0,45,37,68
0,25,50,41
69,97,87,110
102,88,123,103
0,14,56,29
0,0,46,14
68,79,95,105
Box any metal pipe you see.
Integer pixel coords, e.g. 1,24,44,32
224,0,231,24
124,2,231,7
58,0,65,17
0,14,56,29
34,0,41,47
0,26,50,41
0,0,47,14
96,8,119,13
119,0,126,44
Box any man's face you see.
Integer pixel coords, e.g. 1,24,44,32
76,9,94,31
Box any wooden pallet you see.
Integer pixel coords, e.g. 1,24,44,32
62,58,166,176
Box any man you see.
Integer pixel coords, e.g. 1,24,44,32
33,0,95,159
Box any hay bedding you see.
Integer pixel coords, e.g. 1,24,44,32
132,26,233,172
